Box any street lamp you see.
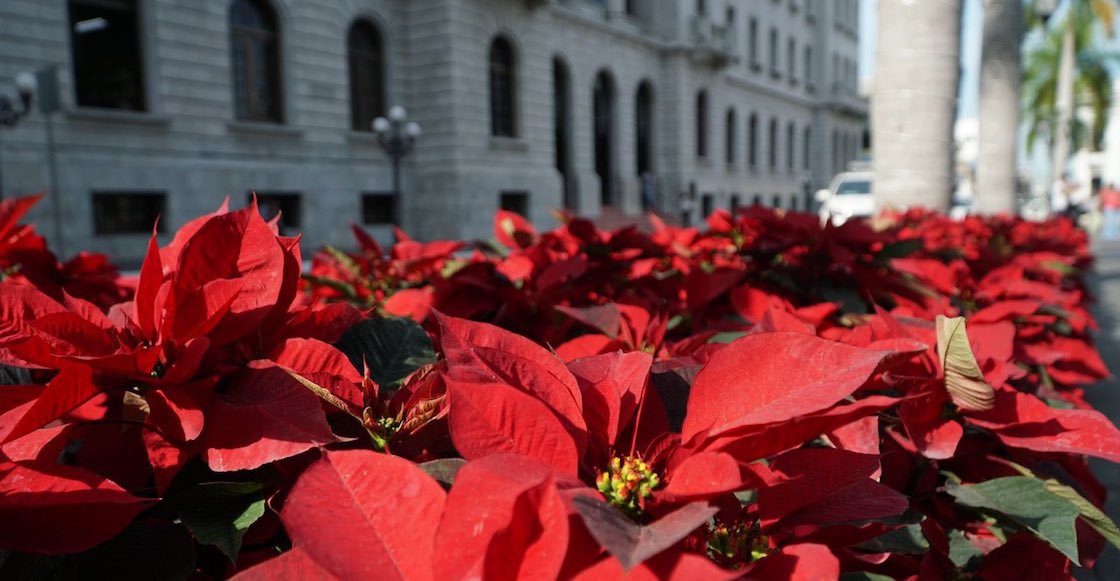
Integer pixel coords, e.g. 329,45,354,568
0,73,35,127
372,106,421,218
0,72,37,198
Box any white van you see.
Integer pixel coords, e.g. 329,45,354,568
816,171,874,225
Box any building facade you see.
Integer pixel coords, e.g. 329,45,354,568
0,0,865,264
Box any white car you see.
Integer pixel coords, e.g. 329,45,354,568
815,171,874,225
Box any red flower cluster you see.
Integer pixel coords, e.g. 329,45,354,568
1,195,1118,580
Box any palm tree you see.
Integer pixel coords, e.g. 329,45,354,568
1021,13,1115,164
1025,0,1116,184
976,0,1024,214
872,0,964,212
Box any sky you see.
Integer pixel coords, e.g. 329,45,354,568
858,0,984,120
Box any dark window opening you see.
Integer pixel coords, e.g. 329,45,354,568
554,58,574,210
768,119,778,170
748,114,758,168
772,194,782,209
803,126,812,171
696,90,708,158
748,18,758,64
701,193,714,219
593,70,616,206
752,194,762,206
730,194,741,212
500,191,529,217
489,37,516,137
68,0,145,111
362,192,398,225
787,122,796,173
636,82,653,176
725,108,737,166
230,0,282,122
787,37,796,80
92,192,165,235
348,20,384,132
768,28,779,73
252,192,300,234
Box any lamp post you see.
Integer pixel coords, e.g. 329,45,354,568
372,105,421,221
0,72,37,198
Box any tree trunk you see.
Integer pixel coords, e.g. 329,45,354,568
977,0,1023,215
872,0,963,212
1051,21,1077,185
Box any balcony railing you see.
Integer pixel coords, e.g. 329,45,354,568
689,15,739,68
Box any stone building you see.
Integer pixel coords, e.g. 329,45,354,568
0,0,865,264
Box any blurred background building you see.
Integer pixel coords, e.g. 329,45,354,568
0,0,865,264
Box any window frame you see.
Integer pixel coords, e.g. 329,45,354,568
91,191,166,235
348,19,385,132
489,36,517,138
362,191,399,226
696,90,709,158
230,0,283,123
68,0,147,111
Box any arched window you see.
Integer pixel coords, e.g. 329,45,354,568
230,0,281,122
68,0,145,110
635,81,654,175
768,118,778,170
696,91,708,158
554,57,574,209
348,20,384,131
593,70,617,205
489,36,516,137
748,114,758,169
725,108,737,166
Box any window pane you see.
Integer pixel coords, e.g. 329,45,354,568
725,109,736,165
500,191,529,217
69,0,145,110
349,21,384,131
490,38,515,137
362,192,398,225
230,0,281,122
92,192,165,234
696,92,707,157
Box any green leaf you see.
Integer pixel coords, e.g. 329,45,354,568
947,529,983,567
839,574,895,581
334,317,436,388
855,523,929,555
935,316,995,411
1044,479,1120,551
946,476,1081,564
172,483,267,562
877,239,923,259
708,331,748,344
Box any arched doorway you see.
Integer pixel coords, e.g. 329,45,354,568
593,70,616,206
